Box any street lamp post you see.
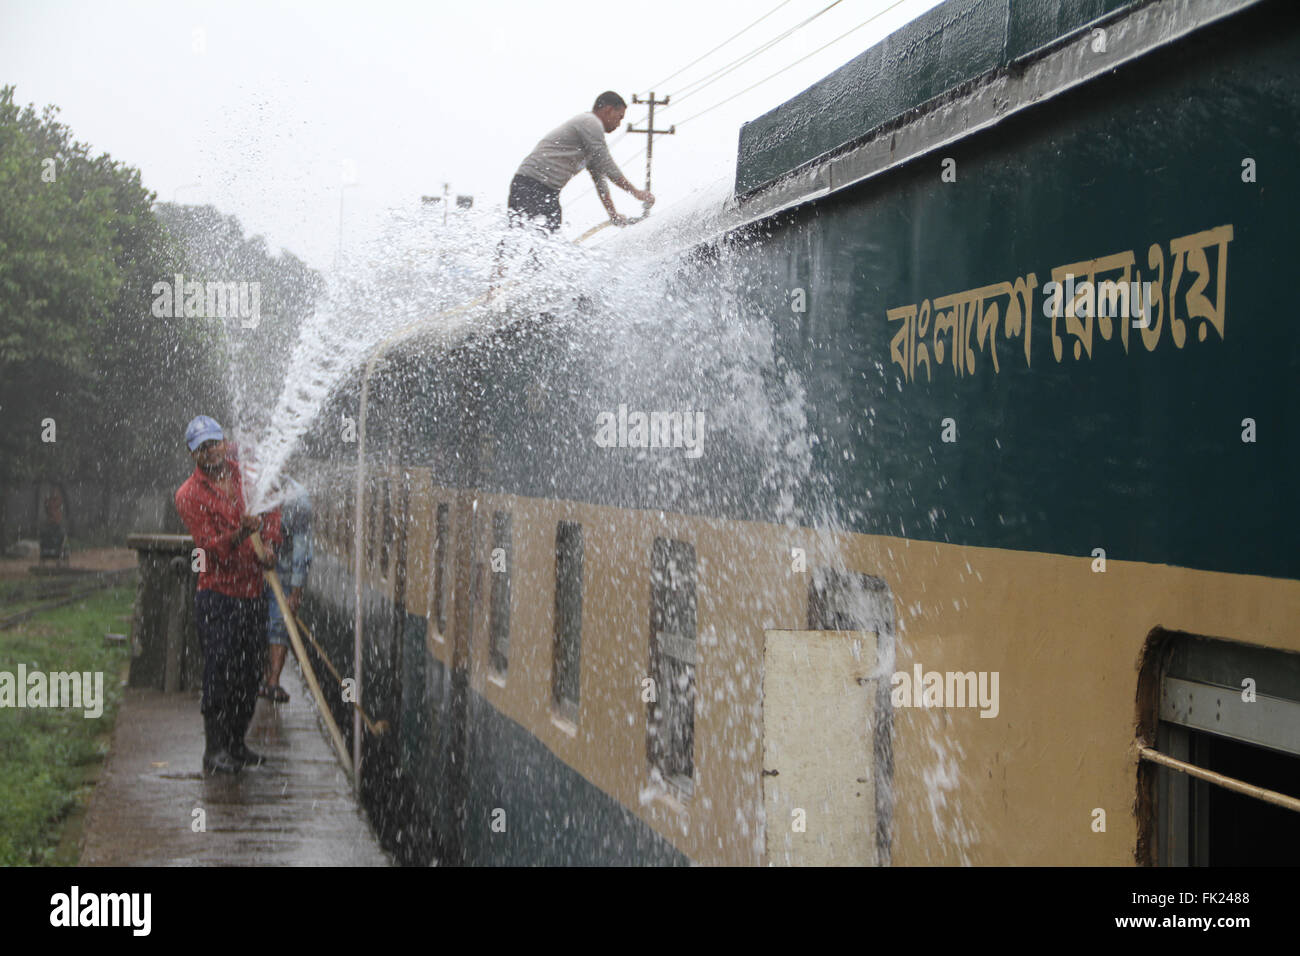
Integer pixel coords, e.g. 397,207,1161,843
336,182,360,272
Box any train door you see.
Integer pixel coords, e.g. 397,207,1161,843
762,628,877,865
760,569,895,866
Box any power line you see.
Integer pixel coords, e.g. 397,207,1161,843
577,0,847,211
676,0,911,127
574,0,910,214
572,1,861,208
640,0,797,95
613,0,810,160
671,0,846,103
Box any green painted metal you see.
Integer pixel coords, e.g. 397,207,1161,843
736,0,1136,195
731,5,1299,580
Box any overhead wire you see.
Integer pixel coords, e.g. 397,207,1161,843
638,0,797,95
572,0,913,213
571,0,843,207
675,0,912,127
670,0,846,103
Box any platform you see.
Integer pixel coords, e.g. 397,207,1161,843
80,663,389,866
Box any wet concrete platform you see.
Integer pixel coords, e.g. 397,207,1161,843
80,664,390,866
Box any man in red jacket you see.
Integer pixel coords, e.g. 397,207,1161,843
175,416,282,774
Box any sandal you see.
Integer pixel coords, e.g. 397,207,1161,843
267,683,290,703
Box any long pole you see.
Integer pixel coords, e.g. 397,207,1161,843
250,530,353,774
293,613,388,737
353,357,377,791
1139,746,1300,814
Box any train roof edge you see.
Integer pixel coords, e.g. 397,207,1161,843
733,0,1263,203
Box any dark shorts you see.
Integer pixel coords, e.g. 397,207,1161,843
508,174,562,233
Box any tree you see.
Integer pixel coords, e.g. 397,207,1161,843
0,86,236,541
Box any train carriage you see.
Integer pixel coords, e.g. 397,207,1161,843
300,0,1300,865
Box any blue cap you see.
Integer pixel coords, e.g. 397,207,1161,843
185,415,224,452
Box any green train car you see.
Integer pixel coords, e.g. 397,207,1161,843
300,0,1300,865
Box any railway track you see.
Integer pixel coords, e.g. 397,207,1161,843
0,568,138,630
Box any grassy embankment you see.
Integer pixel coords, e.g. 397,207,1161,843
0,585,134,864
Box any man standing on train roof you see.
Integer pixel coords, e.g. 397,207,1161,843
508,91,655,233
174,416,282,775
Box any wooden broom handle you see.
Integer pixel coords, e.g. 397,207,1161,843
250,529,353,774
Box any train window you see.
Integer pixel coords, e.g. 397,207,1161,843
648,537,697,792
342,480,352,552
344,482,355,560
489,511,511,675
552,521,584,721
312,480,327,550
323,474,333,549
341,476,352,550
321,478,334,550
379,478,392,577
432,503,449,637
366,482,378,569
1142,631,1300,865
808,567,890,631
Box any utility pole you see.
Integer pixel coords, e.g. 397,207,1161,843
628,93,674,214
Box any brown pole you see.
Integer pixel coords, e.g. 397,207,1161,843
293,612,389,738
1139,745,1300,814
250,530,353,774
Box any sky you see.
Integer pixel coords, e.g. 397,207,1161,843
1,0,943,270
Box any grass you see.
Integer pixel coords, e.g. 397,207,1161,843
0,586,134,865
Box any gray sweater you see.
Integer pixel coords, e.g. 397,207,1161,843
516,112,623,191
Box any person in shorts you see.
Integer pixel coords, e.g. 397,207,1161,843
262,475,312,703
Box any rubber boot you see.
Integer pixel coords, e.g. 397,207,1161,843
229,738,265,768
202,712,241,775
228,682,264,767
